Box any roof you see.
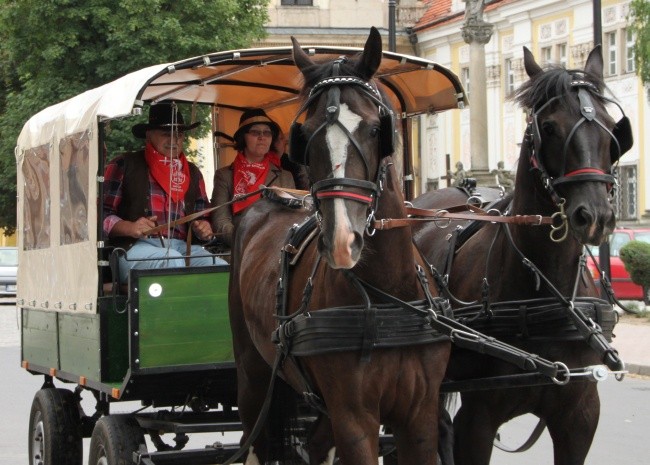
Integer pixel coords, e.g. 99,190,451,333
415,0,517,32
18,45,467,151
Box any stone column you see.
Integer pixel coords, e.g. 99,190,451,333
461,1,494,185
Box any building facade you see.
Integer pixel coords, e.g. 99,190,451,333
262,0,425,52
261,0,647,223
413,0,648,224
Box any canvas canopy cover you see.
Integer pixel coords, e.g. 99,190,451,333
15,44,466,313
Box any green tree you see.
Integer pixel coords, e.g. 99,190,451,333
630,0,650,84
0,0,270,234
619,240,650,305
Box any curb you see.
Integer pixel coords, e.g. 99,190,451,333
624,363,650,377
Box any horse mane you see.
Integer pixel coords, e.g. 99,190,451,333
513,66,608,115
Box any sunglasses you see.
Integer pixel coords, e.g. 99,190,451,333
247,129,273,138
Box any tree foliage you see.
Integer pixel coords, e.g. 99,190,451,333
0,0,270,234
630,0,650,84
619,240,650,290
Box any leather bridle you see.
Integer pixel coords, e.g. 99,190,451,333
527,79,627,205
289,58,396,234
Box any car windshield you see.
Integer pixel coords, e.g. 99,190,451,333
632,232,650,244
0,248,17,266
586,230,650,258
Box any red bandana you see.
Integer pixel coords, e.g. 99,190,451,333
144,143,190,203
232,151,281,214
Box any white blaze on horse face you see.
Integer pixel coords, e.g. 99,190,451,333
325,103,363,268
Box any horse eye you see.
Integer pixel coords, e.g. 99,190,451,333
369,127,380,137
541,121,555,136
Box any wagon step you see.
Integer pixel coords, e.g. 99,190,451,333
136,417,243,434
135,432,397,464
135,442,241,465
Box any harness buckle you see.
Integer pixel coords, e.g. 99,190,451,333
449,328,481,343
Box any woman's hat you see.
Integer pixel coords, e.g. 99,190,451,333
233,108,280,141
132,102,201,139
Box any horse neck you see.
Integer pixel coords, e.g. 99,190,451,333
357,164,422,297
506,144,585,293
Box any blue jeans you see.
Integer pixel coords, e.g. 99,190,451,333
118,238,227,282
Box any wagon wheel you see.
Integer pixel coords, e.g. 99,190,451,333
88,415,147,465
28,387,83,465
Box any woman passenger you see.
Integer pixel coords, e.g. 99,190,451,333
210,108,296,247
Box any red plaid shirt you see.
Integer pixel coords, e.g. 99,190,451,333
103,156,210,240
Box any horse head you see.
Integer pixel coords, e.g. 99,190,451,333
290,26,395,269
515,46,633,246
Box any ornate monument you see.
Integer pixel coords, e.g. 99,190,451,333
461,0,495,186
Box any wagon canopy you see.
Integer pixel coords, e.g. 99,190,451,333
15,44,466,314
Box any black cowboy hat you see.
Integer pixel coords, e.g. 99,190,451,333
132,102,201,139
232,108,280,142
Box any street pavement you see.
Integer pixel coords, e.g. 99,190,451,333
2,305,650,465
611,310,650,376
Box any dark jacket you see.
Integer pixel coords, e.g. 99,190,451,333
107,150,202,249
210,162,295,247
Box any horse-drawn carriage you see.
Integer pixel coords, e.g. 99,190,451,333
16,27,630,465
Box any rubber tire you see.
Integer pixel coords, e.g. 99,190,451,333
88,414,146,465
28,387,83,465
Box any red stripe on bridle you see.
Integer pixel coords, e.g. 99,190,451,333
315,190,374,205
564,167,607,177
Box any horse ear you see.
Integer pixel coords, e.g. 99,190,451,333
355,26,383,80
584,45,604,80
292,36,314,73
523,47,543,78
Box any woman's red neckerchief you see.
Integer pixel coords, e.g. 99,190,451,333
232,151,281,214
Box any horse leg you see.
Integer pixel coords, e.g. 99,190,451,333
391,407,440,465
308,414,336,465
326,408,380,465
229,277,273,463
544,385,600,465
452,398,502,465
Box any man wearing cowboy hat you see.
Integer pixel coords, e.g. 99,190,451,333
103,102,226,283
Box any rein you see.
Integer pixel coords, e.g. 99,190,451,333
424,207,625,375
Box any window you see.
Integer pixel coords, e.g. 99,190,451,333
557,43,567,68
505,58,515,94
461,67,470,99
281,0,313,5
539,43,567,66
614,165,637,221
604,29,637,76
606,31,617,76
626,29,635,73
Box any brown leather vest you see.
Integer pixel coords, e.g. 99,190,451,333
111,151,201,249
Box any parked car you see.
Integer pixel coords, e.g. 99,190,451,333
0,246,17,298
587,228,650,300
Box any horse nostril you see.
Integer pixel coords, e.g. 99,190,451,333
571,206,594,229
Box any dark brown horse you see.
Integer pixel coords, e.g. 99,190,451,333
229,27,450,464
412,46,631,465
